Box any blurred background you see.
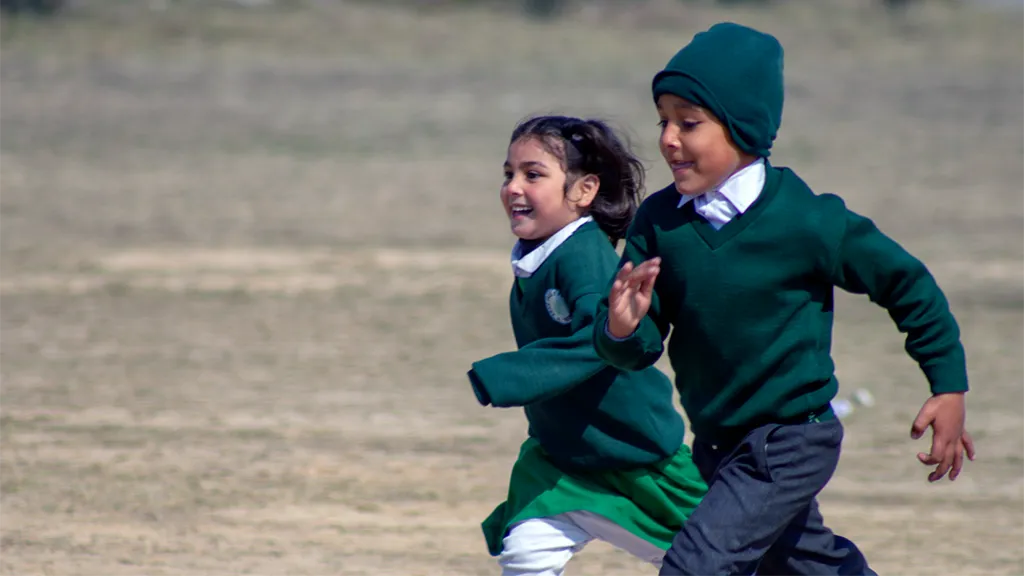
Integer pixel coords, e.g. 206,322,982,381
1,1,1021,574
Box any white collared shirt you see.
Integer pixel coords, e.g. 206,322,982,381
510,216,593,278
605,161,766,343
677,159,766,229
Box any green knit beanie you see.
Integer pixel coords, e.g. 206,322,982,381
652,22,784,158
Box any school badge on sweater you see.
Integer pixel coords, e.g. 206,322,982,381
544,289,572,325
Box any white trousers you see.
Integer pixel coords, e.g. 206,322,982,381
498,510,666,576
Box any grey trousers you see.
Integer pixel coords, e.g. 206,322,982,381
659,419,876,575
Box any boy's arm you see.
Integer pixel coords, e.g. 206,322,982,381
829,207,968,394
468,246,616,408
592,210,672,372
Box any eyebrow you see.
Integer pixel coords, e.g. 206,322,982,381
656,102,703,113
504,160,548,169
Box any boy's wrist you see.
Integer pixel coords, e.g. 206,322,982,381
605,319,636,341
921,354,969,395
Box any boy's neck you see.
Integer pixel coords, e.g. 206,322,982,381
732,154,759,177
690,156,762,198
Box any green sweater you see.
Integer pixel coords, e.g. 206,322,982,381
593,166,969,442
469,220,686,471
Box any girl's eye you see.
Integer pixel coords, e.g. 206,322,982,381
682,121,701,130
526,171,541,180
656,119,668,129
503,171,513,181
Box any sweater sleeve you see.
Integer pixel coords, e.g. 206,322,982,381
829,205,968,394
592,206,672,372
468,247,616,408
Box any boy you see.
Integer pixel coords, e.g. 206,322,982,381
593,22,975,575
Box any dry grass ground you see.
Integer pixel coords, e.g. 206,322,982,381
1,1,1022,574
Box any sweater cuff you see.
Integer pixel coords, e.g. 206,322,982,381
594,318,661,372
467,369,492,406
921,347,970,394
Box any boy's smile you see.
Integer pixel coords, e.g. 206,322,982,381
669,161,696,177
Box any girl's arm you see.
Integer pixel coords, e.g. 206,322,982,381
468,243,621,408
468,289,609,408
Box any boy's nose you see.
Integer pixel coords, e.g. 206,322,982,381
660,131,680,151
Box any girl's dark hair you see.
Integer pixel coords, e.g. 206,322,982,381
509,115,645,245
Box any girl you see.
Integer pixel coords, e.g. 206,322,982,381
468,115,706,576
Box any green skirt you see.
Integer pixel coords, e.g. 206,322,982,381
482,438,707,556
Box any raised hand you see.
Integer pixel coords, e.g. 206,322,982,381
607,258,661,339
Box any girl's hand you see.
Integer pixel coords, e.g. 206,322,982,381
608,258,661,339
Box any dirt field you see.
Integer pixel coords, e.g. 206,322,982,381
1,1,1022,574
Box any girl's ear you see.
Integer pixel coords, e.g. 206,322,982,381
571,174,600,208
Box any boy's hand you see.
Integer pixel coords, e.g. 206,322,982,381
911,392,972,482
948,429,976,481
608,258,661,339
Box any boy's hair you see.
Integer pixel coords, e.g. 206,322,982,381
510,115,645,245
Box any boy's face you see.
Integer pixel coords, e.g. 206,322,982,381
656,94,754,197
500,137,594,242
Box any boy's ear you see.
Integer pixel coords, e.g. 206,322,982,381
572,174,600,208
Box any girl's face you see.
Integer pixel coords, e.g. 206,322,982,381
656,93,755,197
500,137,596,242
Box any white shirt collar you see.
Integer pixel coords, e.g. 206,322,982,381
511,216,593,278
677,158,766,212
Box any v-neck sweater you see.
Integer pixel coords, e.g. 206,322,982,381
594,165,968,442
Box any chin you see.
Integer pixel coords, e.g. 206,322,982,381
673,181,696,196
674,180,709,197
510,226,537,241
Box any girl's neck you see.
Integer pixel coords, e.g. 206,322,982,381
518,237,546,257
516,215,590,256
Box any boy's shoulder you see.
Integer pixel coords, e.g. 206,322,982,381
769,166,867,268
638,183,685,218
772,166,850,221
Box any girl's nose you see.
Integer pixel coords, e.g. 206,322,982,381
504,179,524,196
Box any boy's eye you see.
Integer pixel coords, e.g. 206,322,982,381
657,119,700,130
